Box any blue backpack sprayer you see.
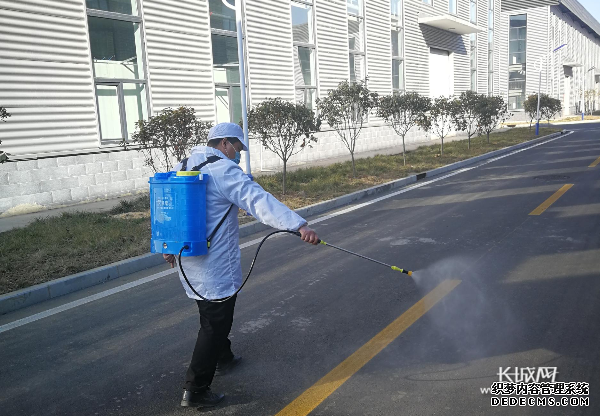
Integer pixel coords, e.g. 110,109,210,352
149,158,412,303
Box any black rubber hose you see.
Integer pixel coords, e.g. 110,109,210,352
178,230,300,303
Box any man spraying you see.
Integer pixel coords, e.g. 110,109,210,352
162,123,319,408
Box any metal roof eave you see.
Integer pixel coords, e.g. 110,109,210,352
559,0,600,40
418,13,483,35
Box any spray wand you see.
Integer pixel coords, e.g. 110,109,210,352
178,230,412,303
292,231,412,276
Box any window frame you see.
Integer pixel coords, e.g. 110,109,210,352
508,14,527,111
390,4,406,93
470,0,477,24
87,3,150,145
348,0,366,83
390,0,402,21
292,0,318,110
448,0,457,15
209,1,248,124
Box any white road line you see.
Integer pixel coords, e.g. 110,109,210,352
0,270,174,334
0,131,573,334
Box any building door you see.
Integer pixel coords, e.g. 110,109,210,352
429,48,452,98
564,76,571,116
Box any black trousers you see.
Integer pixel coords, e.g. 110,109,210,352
184,295,237,392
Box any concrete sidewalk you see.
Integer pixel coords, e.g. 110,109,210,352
0,194,141,233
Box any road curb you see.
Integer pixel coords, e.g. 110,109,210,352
0,130,567,315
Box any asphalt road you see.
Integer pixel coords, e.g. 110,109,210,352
1,124,600,416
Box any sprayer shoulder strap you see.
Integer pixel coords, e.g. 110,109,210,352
180,155,223,172
207,204,235,248
179,155,234,248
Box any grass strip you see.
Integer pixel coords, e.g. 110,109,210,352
0,127,560,294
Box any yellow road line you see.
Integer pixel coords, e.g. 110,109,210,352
275,279,462,416
529,184,573,216
589,156,600,168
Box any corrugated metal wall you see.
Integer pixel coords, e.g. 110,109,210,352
548,5,600,115
245,0,295,104
315,0,348,96
0,0,98,156
455,0,471,94
365,0,391,96
497,2,509,100
501,0,557,13
497,3,600,116
493,0,502,96
142,0,215,123
404,0,427,95
404,0,472,97
498,5,550,104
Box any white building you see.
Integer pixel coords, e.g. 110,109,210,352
0,0,599,215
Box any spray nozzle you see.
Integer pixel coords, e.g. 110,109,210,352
391,266,412,276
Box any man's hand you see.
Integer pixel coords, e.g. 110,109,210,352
163,253,175,268
298,225,319,245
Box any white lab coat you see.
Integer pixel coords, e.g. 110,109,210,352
173,146,307,300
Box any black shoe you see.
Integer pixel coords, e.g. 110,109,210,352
215,356,242,376
181,388,225,408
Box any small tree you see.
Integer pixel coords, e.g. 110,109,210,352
0,107,10,163
248,98,320,194
476,95,510,144
377,91,431,165
453,91,483,150
584,89,597,114
429,96,459,156
316,80,378,177
523,94,539,129
130,106,211,173
541,96,562,125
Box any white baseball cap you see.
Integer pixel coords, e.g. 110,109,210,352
207,123,248,151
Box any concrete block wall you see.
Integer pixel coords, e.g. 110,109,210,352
0,124,434,216
251,123,433,171
0,150,154,216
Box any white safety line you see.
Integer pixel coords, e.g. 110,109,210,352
0,131,573,334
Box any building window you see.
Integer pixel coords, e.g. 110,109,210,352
391,0,402,20
470,0,477,91
488,0,494,95
348,0,365,82
508,14,527,110
292,0,317,110
209,0,242,124
209,0,236,31
87,0,138,15
87,0,148,143
449,0,457,14
391,0,405,94
423,0,432,5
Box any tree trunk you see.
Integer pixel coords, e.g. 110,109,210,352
282,160,287,195
487,132,490,144
441,138,444,156
351,152,356,178
468,135,471,150
402,135,406,166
